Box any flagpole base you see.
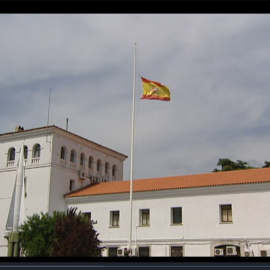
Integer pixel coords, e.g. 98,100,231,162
6,231,20,257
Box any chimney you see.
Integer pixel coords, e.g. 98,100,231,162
15,126,24,132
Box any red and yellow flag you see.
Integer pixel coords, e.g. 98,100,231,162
141,77,170,101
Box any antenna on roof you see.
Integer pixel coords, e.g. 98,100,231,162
47,88,52,126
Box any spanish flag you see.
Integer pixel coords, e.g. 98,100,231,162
141,77,170,101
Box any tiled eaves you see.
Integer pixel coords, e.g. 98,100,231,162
65,167,270,198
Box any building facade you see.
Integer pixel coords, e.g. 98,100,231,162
1,125,270,257
65,169,270,257
0,125,127,256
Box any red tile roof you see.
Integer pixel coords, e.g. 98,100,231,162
65,167,270,198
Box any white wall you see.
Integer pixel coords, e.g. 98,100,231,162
47,128,126,213
51,129,125,184
66,183,270,257
0,132,53,256
0,126,126,256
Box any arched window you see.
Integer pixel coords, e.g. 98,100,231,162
80,153,85,166
88,156,93,169
105,162,109,174
8,147,16,161
112,165,117,177
60,146,66,160
24,145,28,159
70,150,76,163
33,144,41,158
97,159,102,172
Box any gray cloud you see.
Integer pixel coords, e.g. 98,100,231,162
1,14,270,180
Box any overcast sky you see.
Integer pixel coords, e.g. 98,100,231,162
1,14,270,180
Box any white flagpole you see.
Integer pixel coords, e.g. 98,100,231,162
128,43,137,251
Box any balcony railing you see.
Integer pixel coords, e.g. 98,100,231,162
7,161,15,167
31,157,40,164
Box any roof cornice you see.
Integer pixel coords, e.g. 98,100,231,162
0,125,127,159
65,182,270,204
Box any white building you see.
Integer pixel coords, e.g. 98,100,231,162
0,125,127,256
1,125,270,257
65,168,270,257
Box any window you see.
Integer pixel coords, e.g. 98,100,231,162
110,211,120,227
8,147,16,161
80,153,85,166
70,150,76,163
261,250,268,257
171,207,182,224
220,204,232,222
60,146,66,160
112,165,117,177
97,159,102,172
139,247,150,257
82,212,91,222
108,247,118,257
88,156,93,169
24,145,28,159
69,180,75,191
105,162,109,174
140,209,150,226
33,144,41,158
31,144,41,164
171,246,183,257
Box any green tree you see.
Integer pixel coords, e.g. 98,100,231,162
216,158,237,171
262,161,270,168
19,207,102,257
19,211,63,257
51,207,102,257
213,158,255,172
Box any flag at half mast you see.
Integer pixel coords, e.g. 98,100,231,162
141,77,170,101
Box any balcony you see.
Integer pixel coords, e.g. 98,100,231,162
7,161,15,168
31,157,40,165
